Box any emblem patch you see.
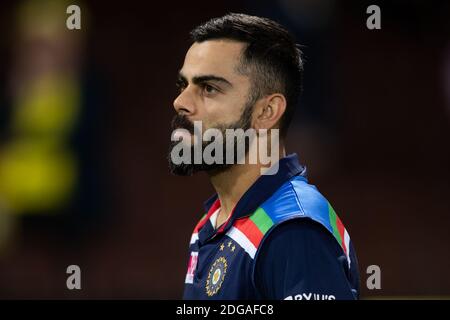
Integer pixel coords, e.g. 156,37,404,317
206,256,228,296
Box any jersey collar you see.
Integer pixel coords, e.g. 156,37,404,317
199,153,307,243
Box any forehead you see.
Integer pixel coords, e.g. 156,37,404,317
181,40,246,78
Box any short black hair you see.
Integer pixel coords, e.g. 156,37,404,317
190,13,304,137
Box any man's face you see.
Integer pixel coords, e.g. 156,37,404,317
169,40,255,175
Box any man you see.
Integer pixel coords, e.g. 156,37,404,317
169,13,359,300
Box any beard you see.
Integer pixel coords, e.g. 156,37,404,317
168,101,254,176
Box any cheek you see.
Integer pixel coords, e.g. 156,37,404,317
206,95,247,125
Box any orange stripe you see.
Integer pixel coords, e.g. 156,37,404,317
234,218,264,248
194,198,221,232
336,215,347,254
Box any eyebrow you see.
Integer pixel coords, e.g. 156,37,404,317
178,72,233,88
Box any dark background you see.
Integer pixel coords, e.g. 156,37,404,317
0,0,449,298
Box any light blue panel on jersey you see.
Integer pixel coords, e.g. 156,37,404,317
260,176,333,235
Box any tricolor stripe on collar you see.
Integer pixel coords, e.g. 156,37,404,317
189,197,221,245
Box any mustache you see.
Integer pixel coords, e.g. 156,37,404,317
171,114,194,134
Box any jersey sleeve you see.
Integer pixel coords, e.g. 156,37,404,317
254,218,359,300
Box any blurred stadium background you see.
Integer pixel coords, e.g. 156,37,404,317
0,0,449,299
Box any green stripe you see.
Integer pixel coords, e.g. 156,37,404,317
250,207,274,235
328,203,343,246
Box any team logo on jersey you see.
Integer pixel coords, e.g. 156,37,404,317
206,256,228,296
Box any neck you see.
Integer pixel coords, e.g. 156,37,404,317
208,144,286,221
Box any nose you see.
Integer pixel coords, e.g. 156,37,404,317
173,87,196,116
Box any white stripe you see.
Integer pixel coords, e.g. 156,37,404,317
190,233,199,245
209,208,220,230
226,226,257,259
344,229,351,268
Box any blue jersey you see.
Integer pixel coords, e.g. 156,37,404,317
183,154,360,300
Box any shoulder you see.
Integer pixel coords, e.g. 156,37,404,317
257,175,350,257
232,176,350,262
250,175,353,269
249,176,359,299
256,218,344,263
260,175,331,226
253,218,355,299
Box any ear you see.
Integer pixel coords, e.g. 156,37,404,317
253,93,287,131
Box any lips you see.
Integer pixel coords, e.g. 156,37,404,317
171,114,194,134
